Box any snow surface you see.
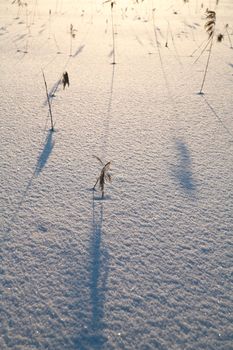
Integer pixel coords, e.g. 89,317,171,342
0,0,233,349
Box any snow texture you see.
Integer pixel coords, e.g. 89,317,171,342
0,0,233,349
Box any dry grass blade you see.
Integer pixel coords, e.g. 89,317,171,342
198,10,216,94
205,10,216,38
103,161,111,171
93,159,112,198
12,0,24,6
103,0,116,5
93,155,104,165
205,21,215,37
99,162,111,183
99,162,111,190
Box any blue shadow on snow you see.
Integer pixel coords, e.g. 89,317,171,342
171,139,196,195
35,129,54,176
74,194,109,349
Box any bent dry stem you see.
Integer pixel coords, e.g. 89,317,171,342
93,157,112,199
42,70,54,131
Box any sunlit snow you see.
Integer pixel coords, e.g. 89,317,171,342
1,0,233,349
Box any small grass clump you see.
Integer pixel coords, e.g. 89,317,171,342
93,156,112,199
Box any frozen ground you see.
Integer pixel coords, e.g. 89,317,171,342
0,0,233,349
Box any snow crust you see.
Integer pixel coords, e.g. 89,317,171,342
0,0,233,349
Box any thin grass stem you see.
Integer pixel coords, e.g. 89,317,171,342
199,36,213,94
42,70,54,131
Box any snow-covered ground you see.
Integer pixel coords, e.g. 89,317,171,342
1,0,233,349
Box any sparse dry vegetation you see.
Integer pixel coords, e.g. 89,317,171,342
93,156,112,199
199,10,216,94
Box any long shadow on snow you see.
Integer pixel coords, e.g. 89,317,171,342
5,129,55,233
201,95,233,140
74,195,109,349
171,139,197,196
102,64,115,158
73,44,85,57
34,129,54,176
43,78,61,106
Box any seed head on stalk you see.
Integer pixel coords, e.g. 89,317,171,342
225,24,233,49
204,10,216,39
199,10,216,94
69,24,77,56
